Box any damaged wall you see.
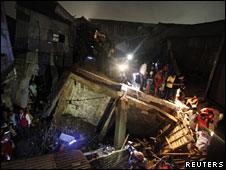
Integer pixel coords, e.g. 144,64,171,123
64,80,111,126
52,70,176,141
15,3,74,67
8,2,75,108
55,76,111,126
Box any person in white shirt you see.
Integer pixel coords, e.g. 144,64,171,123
139,63,147,91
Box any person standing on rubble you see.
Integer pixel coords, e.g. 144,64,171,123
189,107,223,155
139,63,147,91
154,68,164,97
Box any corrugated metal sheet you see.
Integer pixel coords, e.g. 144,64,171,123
1,150,91,169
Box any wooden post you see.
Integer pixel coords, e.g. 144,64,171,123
114,98,128,149
204,36,225,99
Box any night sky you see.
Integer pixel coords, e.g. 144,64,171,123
4,1,225,24
59,1,225,24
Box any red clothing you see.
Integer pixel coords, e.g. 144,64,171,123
197,108,215,129
154,76,163,89
1,141,13,156
20,114,28,127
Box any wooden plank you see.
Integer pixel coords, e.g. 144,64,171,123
76,68,120,87
165,137,174,149
126,96,178,122
125,85,177,112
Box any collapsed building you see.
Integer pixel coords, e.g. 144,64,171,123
1,1,225,169
2,67,224,168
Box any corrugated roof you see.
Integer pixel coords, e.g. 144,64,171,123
1,150,91,169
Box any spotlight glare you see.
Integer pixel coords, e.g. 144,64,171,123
127,54,133,60
118,64,128,71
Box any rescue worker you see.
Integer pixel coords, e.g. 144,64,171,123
197,107,223,131
191,107,223,155
126,141,148,169
139,63,147,91
154,69,163,97
160,64,169,97
148,65,155,94
195,130,210,155
175,86,186,103
165,74,185,101
164,74,176,101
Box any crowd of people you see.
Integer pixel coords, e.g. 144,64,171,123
133,62,185,102
1,105,34,161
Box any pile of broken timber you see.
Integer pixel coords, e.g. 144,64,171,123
131,114,207,169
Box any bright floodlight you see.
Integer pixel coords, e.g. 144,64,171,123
118,64,128,72
127,53,133,60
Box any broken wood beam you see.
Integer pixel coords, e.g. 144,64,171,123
73,68,122,92
98,98,118,140
126,96,178,123
121,134,130,150
70,73,122,98
125,85,178,112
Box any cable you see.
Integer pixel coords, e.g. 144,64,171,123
66,96,108,102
